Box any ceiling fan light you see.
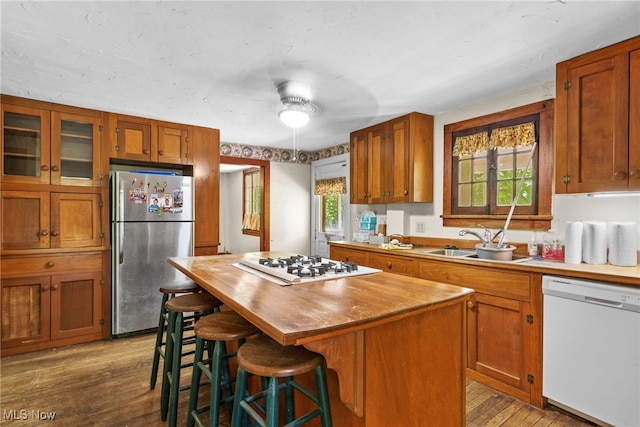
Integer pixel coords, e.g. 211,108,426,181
279,108,310,128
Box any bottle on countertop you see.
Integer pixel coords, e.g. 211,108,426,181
528,233,538,256
542,229,564,260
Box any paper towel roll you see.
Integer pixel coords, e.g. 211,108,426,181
608,221,638,266
564,222,583,264
582,221,607,264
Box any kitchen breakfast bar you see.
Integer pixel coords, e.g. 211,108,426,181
169,252,474,426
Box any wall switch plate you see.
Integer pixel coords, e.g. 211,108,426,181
416,222,426,233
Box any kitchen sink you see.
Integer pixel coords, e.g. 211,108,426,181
419,248,477,257
467,253,534,263
418,248,533,263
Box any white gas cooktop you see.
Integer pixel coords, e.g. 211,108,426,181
232,255,381,286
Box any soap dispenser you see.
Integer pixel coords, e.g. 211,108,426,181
527,233,538,256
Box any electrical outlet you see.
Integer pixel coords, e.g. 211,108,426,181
416,222,426,233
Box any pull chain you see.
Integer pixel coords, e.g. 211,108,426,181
292,128,298,162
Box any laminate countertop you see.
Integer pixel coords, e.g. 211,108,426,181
330,241,640,288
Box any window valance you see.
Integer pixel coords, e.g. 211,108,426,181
314,177,346,195
453,122,535,157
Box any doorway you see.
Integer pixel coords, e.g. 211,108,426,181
311,154,350,257
220,156,270,253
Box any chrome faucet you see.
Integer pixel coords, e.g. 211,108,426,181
458,225,504,245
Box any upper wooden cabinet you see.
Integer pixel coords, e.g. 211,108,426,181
350,112,433,204
1,190,105,251
112,116,191,165
555,36,640,193
191,126,220,255
1,99,104,187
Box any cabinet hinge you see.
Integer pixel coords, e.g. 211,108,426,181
115,127,120,134
99,200,104,208
114,145,120,152
563,175,571,184
527,314,534,324
100,319,105,326
98,125,104,132
564,81,571,90
98,232,105,239
100,279,105,286
527,374,534,384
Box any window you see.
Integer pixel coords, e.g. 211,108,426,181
315,177,346,235
242,168,261,234
319,193,345,234
443,100,553,231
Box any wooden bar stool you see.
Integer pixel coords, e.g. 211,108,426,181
186,311,260,427
161,292,223,427
150,280,202,389
230,335,332,427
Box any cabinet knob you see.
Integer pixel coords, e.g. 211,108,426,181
630,169,640,179
344,256,350,262
158,150,164,155
51,165,59,172
41,230,49,236
467,301,475,309
51,284,59,291
614,170,627,180
143,149,150,154
404,190,409,196
42,285,50,292
51,231,60,236
386,262,392,268
46,261,55,268
41,165,49,171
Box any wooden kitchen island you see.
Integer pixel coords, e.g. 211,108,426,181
169,252,474,427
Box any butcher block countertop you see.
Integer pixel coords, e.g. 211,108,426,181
330,241,640,287
169,251,474,426
168,251,473,346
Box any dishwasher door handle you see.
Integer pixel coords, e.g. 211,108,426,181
584,296,623,309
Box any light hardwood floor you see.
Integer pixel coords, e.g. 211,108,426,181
0,333,594,426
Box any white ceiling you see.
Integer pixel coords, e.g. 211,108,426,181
2,1,639,153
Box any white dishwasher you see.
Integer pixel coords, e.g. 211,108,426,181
542,275,640,427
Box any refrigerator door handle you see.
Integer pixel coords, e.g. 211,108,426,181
118,222,125,264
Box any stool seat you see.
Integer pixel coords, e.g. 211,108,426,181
187,311,260,427
159,281,202,294
194,311,260,341
237,335,324,378
151,281,203,391
162,292,223,426
231,335,332,427
165,292,222,313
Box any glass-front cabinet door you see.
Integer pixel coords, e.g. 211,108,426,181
51,111,101,186
2,104,101,186
1,104,51,185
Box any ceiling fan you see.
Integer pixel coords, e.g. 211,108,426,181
277,81,319,128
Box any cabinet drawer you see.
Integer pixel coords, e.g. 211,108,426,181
1,253,103,277
418,259,530,301
368,253,415,276
330,247,367,265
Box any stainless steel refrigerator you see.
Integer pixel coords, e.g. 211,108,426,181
111,170,194,336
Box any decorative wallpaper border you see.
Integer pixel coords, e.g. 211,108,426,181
219,142,350,164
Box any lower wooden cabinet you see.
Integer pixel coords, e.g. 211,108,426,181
1,253,106,356
418,259,543,407
328,244,543,407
